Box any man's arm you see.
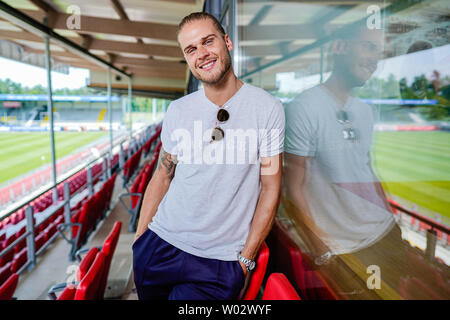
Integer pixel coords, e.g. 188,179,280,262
283,153,330,259
239,154,282,276
134,148,177,241
367,152,393,212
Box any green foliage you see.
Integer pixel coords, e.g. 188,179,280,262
353,72,450,121
0,78,99,95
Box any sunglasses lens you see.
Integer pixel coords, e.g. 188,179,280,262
217,109,230,122
336,110,349,123
343,128,358,140
211,127,225,141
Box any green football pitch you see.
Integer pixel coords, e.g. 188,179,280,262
372,131,450,221
0,130,449,221
0,131,107,185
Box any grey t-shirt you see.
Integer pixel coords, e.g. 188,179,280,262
148,83,285,260
284,85,394,254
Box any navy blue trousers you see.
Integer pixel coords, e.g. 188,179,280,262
132,229,245,300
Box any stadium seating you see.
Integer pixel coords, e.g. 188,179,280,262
77,247,100,280
398,276,445,300
58,172,118,259
0,273,18,300
10,248,27,273
262,273,301,300
120,155,158,232
0,262,12,286
242,242,270,300
97,221,122,299
123,147,143,186
267,219,337,300
50,222,122,300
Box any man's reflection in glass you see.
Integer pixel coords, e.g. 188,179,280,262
283,23,409,298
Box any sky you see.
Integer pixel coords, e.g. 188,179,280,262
0,56,89,90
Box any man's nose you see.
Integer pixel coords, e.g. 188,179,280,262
196,45,209,59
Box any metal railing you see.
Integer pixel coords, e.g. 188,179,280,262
388,199,449,261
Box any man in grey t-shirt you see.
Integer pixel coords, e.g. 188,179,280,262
132,12,284,300
283,24,408,297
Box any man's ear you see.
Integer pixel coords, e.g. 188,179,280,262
224,34,234,52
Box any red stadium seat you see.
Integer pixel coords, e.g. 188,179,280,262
57,286,76,300
10,248,27,273
0,236,15,268
0,262,12,286
74,251,106,300
0,273,18,300
34,233,46,252
262,273,301,300
242,242,270,300
267,220,337,300
98,221,122,299
77,247,100,281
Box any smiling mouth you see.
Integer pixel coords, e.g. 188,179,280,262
199,60,216,71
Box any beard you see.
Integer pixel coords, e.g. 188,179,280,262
192,50,232,86
335,57,377,88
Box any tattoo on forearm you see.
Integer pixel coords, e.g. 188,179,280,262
157,150,177,178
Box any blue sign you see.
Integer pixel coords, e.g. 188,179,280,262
0,94,120,102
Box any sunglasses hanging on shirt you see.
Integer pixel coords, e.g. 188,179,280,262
211,107,230,142
336,110,359,141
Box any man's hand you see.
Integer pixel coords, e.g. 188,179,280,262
239,260,248,278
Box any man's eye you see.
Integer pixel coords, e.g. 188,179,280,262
187,48,196,54
205,39,213,45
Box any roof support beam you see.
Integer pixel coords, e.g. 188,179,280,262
0,30,183,58
0,1,130,77
22,9,178,42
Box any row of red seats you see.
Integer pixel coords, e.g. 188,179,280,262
398,247,450,299
120,143,161,232
49,221,122,300
123,127,162,184
123,148,143,184
130,154,159,212
0,165,119,298
237,241,299,300
0,162,105,234
70,173,117,252
0,273,18,300
142,126,162,155
0,209,65,287
388,198,448,245
266,220,338,300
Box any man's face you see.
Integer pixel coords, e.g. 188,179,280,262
178,19,233,85
334,28,383,87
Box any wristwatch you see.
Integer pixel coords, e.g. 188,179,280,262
314,251,334,266
237,253,256,271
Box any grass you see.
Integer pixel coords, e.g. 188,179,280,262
372,131,450,220
0,130,448,221
0,131,107,184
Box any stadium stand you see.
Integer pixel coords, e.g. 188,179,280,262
48,221,122,300
0,123,160,300
0,273,18,300
266,219,338,300
120,152,159,232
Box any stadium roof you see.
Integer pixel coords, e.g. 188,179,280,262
0,0,204,99
0,1,447,98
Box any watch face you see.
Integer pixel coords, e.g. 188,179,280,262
248,261,256,271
